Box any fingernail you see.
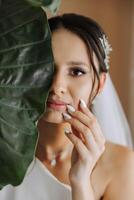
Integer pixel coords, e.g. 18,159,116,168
62,112,72,120
64,128,72,135
80,99,87,108
66,105,75,113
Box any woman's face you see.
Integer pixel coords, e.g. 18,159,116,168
43,28,100,123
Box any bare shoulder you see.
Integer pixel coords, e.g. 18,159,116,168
105,141,134,166
98,141,134,181
102,141,134,199
102,141,134,176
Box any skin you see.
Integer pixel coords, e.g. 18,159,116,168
36,28,134,200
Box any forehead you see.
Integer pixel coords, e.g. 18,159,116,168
51,28,91,67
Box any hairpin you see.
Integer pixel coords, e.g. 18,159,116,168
99,34,112,70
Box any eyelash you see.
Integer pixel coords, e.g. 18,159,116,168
69,67,86,77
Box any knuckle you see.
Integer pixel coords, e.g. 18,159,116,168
89,118,96,126
83,153,91,164
100,136,105,144
103,137,106,144
99,144,105,153
83,127,90,135
76,111,81,117
74,138,79,146
71,118,77,125
73,111,81,119
74,138,81,147
95,150,100,157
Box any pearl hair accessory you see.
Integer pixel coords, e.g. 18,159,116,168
99,34,112,70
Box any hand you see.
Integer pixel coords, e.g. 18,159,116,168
62,99,105,186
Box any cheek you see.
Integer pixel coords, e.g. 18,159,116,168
71,79,92,108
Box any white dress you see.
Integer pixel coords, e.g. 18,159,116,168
0,158,72,200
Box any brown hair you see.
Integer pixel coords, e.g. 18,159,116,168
48,13,110,102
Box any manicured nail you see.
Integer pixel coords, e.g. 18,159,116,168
64,128,72,135
62,112,72,120
80,99,87,108
66,105,75,113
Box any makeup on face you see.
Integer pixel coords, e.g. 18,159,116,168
43,28,97,123
47,103,66,110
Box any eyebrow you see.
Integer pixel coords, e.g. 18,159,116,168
66,61,90,68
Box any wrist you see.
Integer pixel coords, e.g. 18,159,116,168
70,174,90,186
71,182,95,200
71,180,88,189
71,180,94,194
70,177,91,188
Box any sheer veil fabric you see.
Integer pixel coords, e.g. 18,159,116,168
91,74,133,148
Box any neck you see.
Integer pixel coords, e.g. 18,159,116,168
36,117,72,161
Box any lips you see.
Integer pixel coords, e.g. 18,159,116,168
47,100,67,105
46,99,68,110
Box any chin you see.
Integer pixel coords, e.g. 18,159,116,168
42,110,64,124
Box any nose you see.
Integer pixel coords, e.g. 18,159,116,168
49,71,67,95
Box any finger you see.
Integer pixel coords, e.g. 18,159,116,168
66,105,105,144
64,128,90,161
63,114,97,151
63,112,105,154
63,112,89,137
67,106,97,141
79,99,95,118
67,104,92,128
71,126,85,143
79,99,105,143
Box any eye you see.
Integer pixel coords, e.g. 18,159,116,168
70,67,86,77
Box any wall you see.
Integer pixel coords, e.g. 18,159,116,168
130,0,134,142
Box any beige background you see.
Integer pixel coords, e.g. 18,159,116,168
48,0,134,143
130,0,134,143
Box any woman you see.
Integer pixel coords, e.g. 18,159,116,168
36,13,134,199
0,13,134,200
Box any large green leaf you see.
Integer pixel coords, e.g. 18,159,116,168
0,0,60,189
26,0,61,14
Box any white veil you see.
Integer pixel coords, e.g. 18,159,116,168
91,74,133,148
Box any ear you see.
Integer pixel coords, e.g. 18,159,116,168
98,72,107,94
